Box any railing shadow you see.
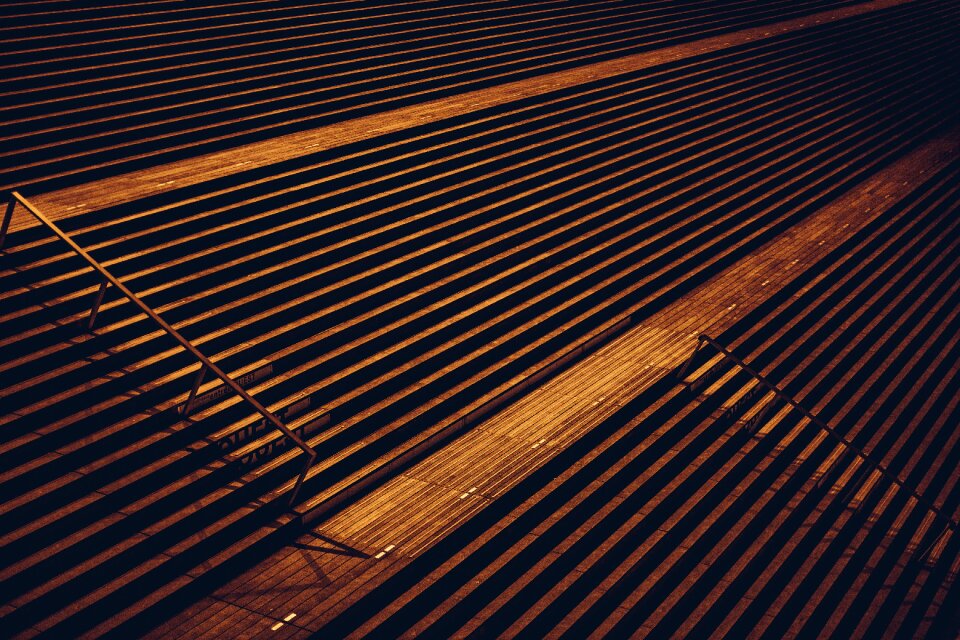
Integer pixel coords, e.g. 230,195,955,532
1,190,317,507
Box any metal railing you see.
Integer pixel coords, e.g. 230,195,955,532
679,333,957,562
2,191,317,507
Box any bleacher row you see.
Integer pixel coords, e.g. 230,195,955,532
1,0,959,638
0,0,860,194
304,157,960,638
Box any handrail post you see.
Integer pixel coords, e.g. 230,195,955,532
816,448,849,491
0,196,15,250
838,463,869,507
182,364,209,417
676,336,705,381
86,279,109,331
916,525,949,565
290,449,317,508
745,395,775,435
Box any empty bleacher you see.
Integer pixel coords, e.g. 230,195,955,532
1,1,959,638
1,0,863,194
306,156,960,638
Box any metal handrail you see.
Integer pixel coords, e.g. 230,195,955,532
2,191,317,507
679,334,957,552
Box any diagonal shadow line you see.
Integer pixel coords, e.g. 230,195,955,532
293,531,370,558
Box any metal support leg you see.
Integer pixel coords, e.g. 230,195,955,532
289,449,317,508
86,280,109,331
744,395,776,435
676,338,704,382
916,525,950,565
816,448,849,491
182,364,208,416
838,464,870,508
0,197,15,250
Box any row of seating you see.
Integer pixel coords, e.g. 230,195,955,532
0,0,862,193
304,155,960,639
5,0,953,520
2,1,958,637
